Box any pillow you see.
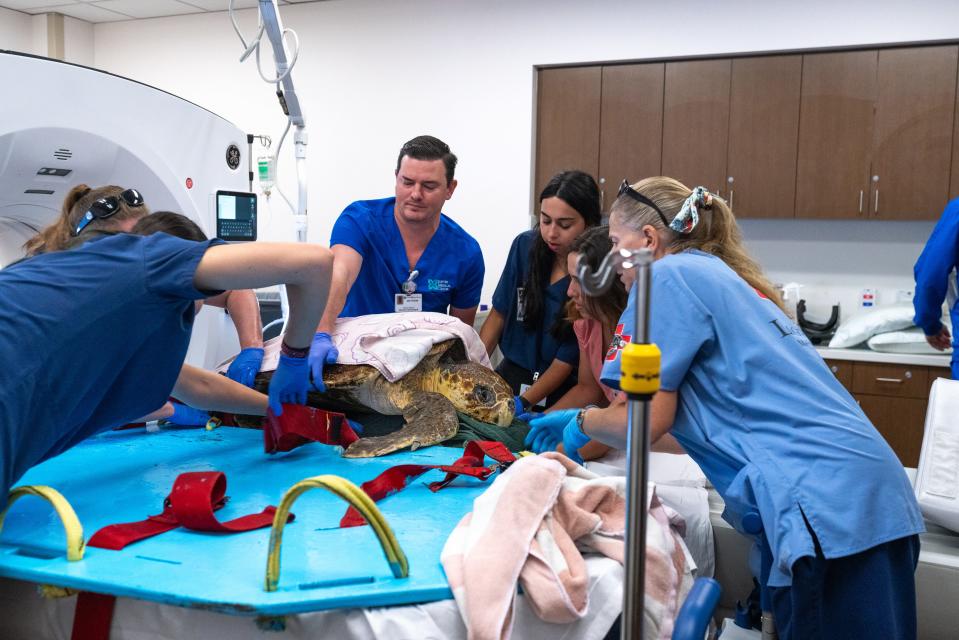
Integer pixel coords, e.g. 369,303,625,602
828,305,916,348
868,327,954,355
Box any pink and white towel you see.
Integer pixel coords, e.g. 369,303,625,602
440,452,694,640
218,312,491,382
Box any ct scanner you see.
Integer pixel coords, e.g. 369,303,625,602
0,49,251,368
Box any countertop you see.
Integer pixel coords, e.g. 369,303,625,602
816,346,952,368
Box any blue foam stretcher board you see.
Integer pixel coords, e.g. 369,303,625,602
0,426,490,615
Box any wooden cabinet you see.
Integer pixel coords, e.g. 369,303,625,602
726,55,802,218
825,359,951,467
795,51,878,219
534,66,601,197
534,43,959,221
871,46,958,220
661,59,731,196
598,64,664,212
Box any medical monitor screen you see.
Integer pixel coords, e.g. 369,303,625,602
216,190,257,241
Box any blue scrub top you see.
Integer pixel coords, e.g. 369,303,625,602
914,196,959,377
491,230,579,372
330,197,484,317
0,233,223,508
601,250,924,587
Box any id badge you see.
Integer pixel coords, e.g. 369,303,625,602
516,287,526,322
395,293,423,312
518,383,546,408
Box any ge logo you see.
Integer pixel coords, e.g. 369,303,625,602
225,144,241,170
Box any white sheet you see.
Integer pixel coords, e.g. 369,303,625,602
0,557,622,640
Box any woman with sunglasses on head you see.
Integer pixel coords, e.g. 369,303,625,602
525,176,924,640
23,185,267,389
478,170,601,414
0,186,333,510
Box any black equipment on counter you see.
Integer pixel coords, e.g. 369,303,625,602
796,299,840,345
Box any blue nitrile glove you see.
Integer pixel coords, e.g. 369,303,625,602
524,409,579,454
346,419,364,435
562,414,592,465
168,402,212,426
308,332,339,392
268,353,310,416
226,347,265,388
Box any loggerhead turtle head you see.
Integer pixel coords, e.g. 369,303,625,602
433,362,515,427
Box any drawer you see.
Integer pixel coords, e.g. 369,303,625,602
824,359,853,390
852,362,928,399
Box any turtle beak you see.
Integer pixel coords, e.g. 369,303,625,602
496,399,514,426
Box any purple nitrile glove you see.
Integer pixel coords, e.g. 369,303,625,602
168,402,212,426
226,347,265,388
268,353,310,416
308,332,339,392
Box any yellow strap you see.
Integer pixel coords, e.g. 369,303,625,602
0,485,85,561
265,475,408,592
205,416,223,431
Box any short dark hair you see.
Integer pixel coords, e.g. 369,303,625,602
131,211,208,241
395,135,458,184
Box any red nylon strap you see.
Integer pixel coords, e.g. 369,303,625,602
264,404,359,454
70,592,115,640
88,471,291,551
340,441,517,528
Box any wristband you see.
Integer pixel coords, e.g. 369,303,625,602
280,341,310,359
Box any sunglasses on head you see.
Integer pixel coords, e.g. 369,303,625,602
617,179,669,227
73,188,145,236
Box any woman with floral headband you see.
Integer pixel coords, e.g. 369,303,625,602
525,176,924,640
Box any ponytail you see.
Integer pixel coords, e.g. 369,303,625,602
22,184,149,256
610,176,786,313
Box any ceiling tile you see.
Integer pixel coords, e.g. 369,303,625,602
27,2,131,20
180,0,260,10
91,0,203,19
0,0,81,12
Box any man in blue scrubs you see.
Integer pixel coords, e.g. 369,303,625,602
309,135,484,384
914,196,959,378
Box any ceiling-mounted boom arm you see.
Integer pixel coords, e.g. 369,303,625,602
258,0,308,242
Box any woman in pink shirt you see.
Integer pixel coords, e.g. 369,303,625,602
547,226,627,460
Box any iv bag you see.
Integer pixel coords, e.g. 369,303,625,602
257,155,275,194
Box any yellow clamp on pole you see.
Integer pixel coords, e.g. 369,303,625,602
264,475,408,592
0,486,85,562
620,343,661,396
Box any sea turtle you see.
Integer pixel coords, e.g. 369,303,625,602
238,338,515,457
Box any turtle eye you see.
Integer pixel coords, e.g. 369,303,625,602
473,385,493,404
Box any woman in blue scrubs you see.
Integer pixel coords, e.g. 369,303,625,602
479,170,601,412
526,176,925,639
24,185,266,388
0,185,333,510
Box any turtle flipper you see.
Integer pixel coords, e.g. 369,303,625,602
343,392,459,458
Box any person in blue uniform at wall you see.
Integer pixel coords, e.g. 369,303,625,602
0,185,333,510
526,176,925,640
913,196,959,378
478,170,600,411
308,135,484,386
23,186,266,388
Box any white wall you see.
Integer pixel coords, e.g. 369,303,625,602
0,8,34,54
87,0,959,318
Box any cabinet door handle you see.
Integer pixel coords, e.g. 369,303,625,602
858,190,864,213
600,187,605,211
830,365,839,373
729,189,734,209
874,189,879,214
875,371,911,383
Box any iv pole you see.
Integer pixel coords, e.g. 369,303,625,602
577,247,659,640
